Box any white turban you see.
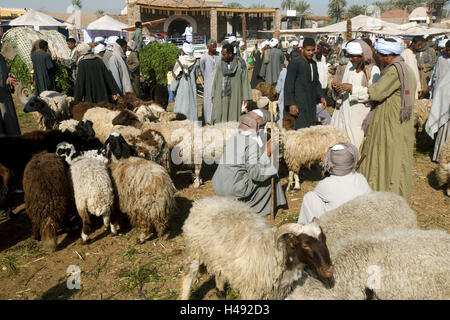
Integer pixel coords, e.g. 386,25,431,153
94,37,105,43
228,36,237,43
239,41,245,48
374,37,403,55
346,41,363,56
299,39,304,47
261,40,269,48
182,42,194,55
438,39,448,48
107,36,119,47
270,38,279,48
94,43,106,55
291,40,299,47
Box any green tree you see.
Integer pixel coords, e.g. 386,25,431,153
281,0,296,10
72,0,82,9
328,0,347,23
249,3,266,8
226,2,245,7
296,0,312,14
96,9,105,15
427,0,450,22
347,5,365,18
140,43,180,86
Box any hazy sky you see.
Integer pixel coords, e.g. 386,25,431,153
1,0,381,15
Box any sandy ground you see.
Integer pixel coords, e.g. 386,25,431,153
0,95,448,300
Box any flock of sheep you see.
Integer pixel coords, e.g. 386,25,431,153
0,87,448,300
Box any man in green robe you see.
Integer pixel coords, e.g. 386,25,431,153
211,43,252,124
360,38,417,200
132,22,144,53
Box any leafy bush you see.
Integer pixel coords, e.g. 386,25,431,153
140,42,180,86
6,55,32,87
55,62,74,96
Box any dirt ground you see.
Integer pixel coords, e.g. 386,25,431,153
0,96,448,300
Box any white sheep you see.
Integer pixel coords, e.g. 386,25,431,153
134,103,184,123
24,91,71,130
281,125,350,191
437,139,450,196
316,192,418,246
56,142,116,244
286,229,450,300
181,196,333,300
106,147,177,243
414,99,432,132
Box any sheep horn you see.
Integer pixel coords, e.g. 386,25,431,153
274,223,303,246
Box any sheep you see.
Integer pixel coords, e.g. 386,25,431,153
24,91,72,130
252,89,262,102
134,104,187,123
181,196,333,300
286,229,450,300
57,119,96,139
255,82,277,101
281,125,350,191
315,192,418,246
437,139,450,196
22,152,75,251
147,83,169,110
56,142,117,244
413,99,432,132
105,134,177,243
0,164,11,208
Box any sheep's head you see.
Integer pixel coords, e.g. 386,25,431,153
75,120,95,139
275,219,333,279
24,96,47,114
104,133,135,162
56,142,78,165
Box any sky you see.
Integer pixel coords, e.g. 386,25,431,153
1,0,382,16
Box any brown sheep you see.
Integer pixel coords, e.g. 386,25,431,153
256,82,278,101
23,152,75,251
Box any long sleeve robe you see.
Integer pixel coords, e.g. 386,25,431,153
171,64,199,122
330,64,381,149
31,51,57,95
250,50,263,89
212,132,287,216
200,52,221,125
260,47,284,84
400,48,421,98
359,64,416,200
284,57,324,130
0,54,21,136
211,57,252,124
275,68,287,126
132,28,143,53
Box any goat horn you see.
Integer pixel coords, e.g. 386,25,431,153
274,223,303,246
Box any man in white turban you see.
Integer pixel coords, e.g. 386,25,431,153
330,40,381,149
103,36,119,70
400,36,424,98
260,38,284,84
298,143,372,224
94,37,105,45
359,37,417,200
171,42,199,121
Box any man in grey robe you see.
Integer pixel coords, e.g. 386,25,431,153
211,43,252,124
171,43,199,121
31,40,57,96
58,37,78,80
0,44,21,136
212,110,287,216
298,143,372,224
132,21,144,53
260,38,284,84
200,39,221,125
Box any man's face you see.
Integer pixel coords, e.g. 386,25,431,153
208,42,217,53
121,44,127,53
221,48,233,63
303,45,315,61
378,53,395,67
412,41,425,52
67,42,76,50
349,55,363,67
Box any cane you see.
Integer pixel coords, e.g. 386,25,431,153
270,101,276,220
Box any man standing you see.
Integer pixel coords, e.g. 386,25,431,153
211,43,252,124
417,36,437,98
132,21,144,53
182,23,193,43
109,39,134,96
359,38,416,200
58,37,78,80
400,36,423,99
74,43,121,104
127,40,141,98
284,37,326,130
260,38,284,84
0,41,21,135
199,39,221,125
31,40,57,95
171,43,199,121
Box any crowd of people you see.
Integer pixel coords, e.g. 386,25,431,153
0,24,448,222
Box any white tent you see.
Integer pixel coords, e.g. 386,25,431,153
386,22,450,36
84,15,128,41
9,9,65,28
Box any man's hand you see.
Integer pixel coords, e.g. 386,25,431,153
289,105,299,117
265,132,281,157
335,102,341,110
112,94,121,101
320,97,327,109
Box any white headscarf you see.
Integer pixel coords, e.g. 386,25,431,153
107,36,119,48
94,36,105,44
291,40,299,47
261,40,269,49
94,43,106,55
270,38,279,48
346,41,363,56
228,36,237,44
374,37,403,55
182,42,194,55
239,41,245,48
438,39,448,48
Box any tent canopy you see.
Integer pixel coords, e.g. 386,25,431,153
9,9,65,27
86,15,128,31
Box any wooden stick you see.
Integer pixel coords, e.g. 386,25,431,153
270,102,275,220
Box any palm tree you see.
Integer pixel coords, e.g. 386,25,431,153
296,0,312,14
347,5,365,18
227,2,244,8
96,9,105,15
249,3,266,8
281,0,296,11
72,0,82,9
328,0,347,23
